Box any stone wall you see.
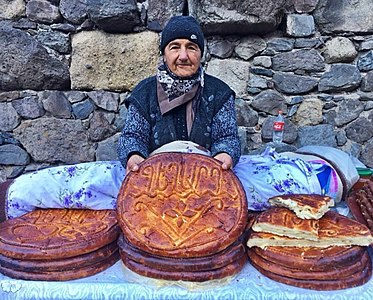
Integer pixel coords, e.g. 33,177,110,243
1,0,373,182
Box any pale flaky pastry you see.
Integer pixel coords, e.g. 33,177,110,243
247,210,373,249
268,194,334,220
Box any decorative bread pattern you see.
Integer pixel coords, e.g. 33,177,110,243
318,210,373,244
0,209,120,259
251,207,319,241
269,194,334,219
116,153,248,258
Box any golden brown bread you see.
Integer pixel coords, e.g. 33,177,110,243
318,210,373,244
118,233,246,272
0,241,118,272
251,245,366,271
248,248,370,280
248,210,373,248
121,253,248,282
0,250,119,281
251,207,319,241
116,153,248,258
249,249,372,290
0,209,120,259
268,194,334,219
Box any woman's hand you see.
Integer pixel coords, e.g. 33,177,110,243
126,154,145,173
214,153,233,170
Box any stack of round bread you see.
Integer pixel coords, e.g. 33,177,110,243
247,194,373,290
248,244,371,290
0,209,120,281
116,153,249,282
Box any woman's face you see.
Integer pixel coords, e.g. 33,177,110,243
163,39,202,78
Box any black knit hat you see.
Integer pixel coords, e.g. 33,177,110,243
160,16,204,54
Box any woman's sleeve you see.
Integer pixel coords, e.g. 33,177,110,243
211,94,241,166
117,104,151,168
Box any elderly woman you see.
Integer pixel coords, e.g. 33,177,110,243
118,16,240,173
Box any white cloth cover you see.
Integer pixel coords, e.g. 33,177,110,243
296,145,359,193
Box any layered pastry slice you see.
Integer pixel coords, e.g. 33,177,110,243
247,210,373,248
251,207,319,241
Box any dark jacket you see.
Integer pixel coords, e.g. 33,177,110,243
118,73,241,167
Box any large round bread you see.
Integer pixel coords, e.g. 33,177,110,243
248,248,370,280
116,153,248,258
0,241,118,272
118,233,246,272
121,252,248,282
0,209,120,259
249,252,372,290
0,250,119,281
252,245,365,271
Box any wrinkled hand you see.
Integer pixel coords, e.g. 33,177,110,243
126,154,145,173
214,153,233,170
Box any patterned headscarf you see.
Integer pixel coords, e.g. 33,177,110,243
156,61,204,135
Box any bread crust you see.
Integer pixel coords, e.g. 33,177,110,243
121,252,248,282
118,233,246,272
248,248,369,280
0,250,119,281
268,194,334,219
251,207,319,241
248,209,373,248
116,153,248,258
0,241,118,272
249,251,371,290
251,246,365,271
0,209,120,260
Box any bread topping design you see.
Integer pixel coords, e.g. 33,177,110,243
0,209,119,259
0,209,120,281
319,211,373,241
116,153,248,258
